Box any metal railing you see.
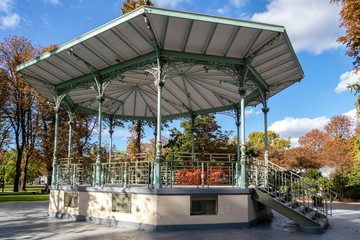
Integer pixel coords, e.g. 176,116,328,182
248,158,336,224
57,153,335,224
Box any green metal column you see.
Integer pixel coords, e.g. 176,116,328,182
262,107,269,187
66,112,74,185
154,58,164,189
109,118,114,166
108,118,114,183
240,90,247,189
235,108,241,188
51,107,60,186
191,115,195,161
153,120,157,160
95,95,104,187
51,94,65,186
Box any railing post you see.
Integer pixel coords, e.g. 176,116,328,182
165,161,168,188
123,162,128,188
171,162,175,188
201,162,205,188
255,163,258,188
92,165,96,187
150,162,154,188
72,165,76,186
101,164,105,187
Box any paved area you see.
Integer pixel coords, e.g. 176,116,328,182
0,201,359,240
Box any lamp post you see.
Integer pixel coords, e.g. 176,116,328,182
2,164,5,193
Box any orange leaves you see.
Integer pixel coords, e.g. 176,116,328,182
121,0,154,15
331,0,360,72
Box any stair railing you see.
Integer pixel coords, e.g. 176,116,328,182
248,158,337,224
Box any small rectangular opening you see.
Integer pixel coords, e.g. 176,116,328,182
112,194,131,213
190,195,217,216
64,192,78,208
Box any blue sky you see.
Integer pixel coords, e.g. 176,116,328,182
0,0,358,150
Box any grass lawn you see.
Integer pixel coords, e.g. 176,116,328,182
0,185,49,203
2,185,46,192
0,192,49,203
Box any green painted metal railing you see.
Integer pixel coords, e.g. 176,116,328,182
57,153,336,224
248,158,336,224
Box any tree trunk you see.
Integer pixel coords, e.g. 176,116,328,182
13,130,24,192
20,153,30,191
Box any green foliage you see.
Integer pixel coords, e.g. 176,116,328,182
3,150,40,184
0,192,49,203
317,177,331,190
348,161,360,185
246,131,290,157
165,114,235,159
329,169,349,199
302,168,322,180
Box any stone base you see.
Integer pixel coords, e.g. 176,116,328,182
48,186,272,231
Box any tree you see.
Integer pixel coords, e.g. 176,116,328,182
127,120,146,155
321,115,353,172
331,1,360,114
280,147,322,171
322,138,353,173
121,0,154,14
0,36,39,192
247,131,290,157
282,115,354,172
324,115,353,140
3,149,41,184
165,114,235,159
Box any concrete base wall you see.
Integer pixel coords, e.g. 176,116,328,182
48,186,272,231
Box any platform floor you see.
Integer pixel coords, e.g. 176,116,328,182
0,201,359,240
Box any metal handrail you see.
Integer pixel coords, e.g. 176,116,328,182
57,153,335,225
248,158,336,224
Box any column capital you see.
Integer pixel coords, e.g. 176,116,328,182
53,106,59,113
96,95,105,103
68,120,74,126
238,87,246,96
236,121,240,127
109,129,114,135
262,107,270,114
154,79,165,88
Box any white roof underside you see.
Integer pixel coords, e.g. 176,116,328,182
17,7,304,120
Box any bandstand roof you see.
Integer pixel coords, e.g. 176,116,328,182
16,6,304,121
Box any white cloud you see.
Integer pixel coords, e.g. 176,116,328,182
290,137,299,148
217,6,230,15
269,116,329,147
335,70,359,93
156,0,191,8
230,0,246,8
218,0,246,15
245,109,262,117
0,0,20,29
268,108,359,147
251,0,343,54
102,128,130,139
42,0,61,5
343,109,359,125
